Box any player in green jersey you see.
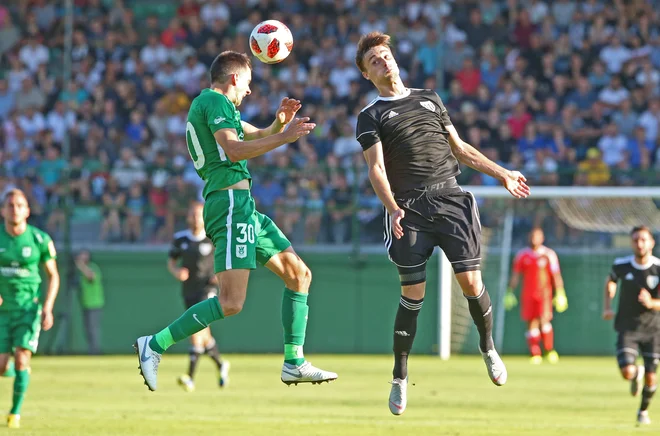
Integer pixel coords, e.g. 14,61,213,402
135,51,337,391
0,189,60,428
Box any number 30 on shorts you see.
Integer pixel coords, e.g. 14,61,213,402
236,223,255,243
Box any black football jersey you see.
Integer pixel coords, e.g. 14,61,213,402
168,229,215,296
355,88,460,197
609,255,660,332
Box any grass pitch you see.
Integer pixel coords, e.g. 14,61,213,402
0,354,655,435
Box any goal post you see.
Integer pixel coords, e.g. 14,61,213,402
438,185,660,358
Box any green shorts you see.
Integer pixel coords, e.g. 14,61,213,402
0,307,42,354
204,189,291,273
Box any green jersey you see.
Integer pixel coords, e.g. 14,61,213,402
80,262,104,309
0,224,56,312
186,88,251,198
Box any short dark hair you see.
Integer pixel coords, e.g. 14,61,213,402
3,189,27,205
355,32,392,73
209,51,252,84
631,225,655,238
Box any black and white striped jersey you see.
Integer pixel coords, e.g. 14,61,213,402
355,88,460,197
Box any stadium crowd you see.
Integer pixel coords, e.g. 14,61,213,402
0,0,659,244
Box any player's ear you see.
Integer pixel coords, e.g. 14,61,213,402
362,71,369,80
230,73,238,86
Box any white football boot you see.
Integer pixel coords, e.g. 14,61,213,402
389,378,408,415
134,335,161,391
281,361,337,385
481,348,507,386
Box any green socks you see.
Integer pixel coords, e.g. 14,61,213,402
147,289,309,368
282,288,309,366
2,360,16,377
10,369,29,414
149,296,224,353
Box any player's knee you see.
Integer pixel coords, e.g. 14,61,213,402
455,270,483,296
286,261,312,292
541,323,552,333
219,290,246,316
14,349,31,370
621,365,637,380
220,298,244,316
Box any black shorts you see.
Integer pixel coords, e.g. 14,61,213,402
616,330,660,373
183,287,218,309
384,179,481,274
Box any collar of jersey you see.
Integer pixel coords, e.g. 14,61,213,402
631,256,659,270
377,88,411,101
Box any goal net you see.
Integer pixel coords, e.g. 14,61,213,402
438,186,660,359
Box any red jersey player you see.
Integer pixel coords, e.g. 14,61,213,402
504,228,568,364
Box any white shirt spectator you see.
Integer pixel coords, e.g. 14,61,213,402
18,42,49,73
7,68,29,93
529,1,549,24
329,65,360,98
167,113,187,137
598,86,630,107
174,61,206,95
551,0,576,28
600,44,632,73
597,133,628,166
112,158,147,189
333,135,362,160
636,69,660,89
278,65,308,84
200,1,230,27
638,110,660,142
140,43,170,72
17,112,45,138
46,109,76,143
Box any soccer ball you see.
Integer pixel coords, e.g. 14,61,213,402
249,20,293,64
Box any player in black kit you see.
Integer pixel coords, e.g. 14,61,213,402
168,201,229,391
354,32,530,415
603,225,660,426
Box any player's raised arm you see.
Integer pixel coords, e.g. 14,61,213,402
242,98,302,140
446,125,530,199
213,117,314,162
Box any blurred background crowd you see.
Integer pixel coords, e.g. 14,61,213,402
0,0,659,246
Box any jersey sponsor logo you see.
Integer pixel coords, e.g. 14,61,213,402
214,116,226,124
388,110,399,119
647,275,659,290
236,244,247,259
625,272,634,280
420,101,435,112
394,330,411,337
22,247,32,257
199,243,213,256
0,267,30,277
